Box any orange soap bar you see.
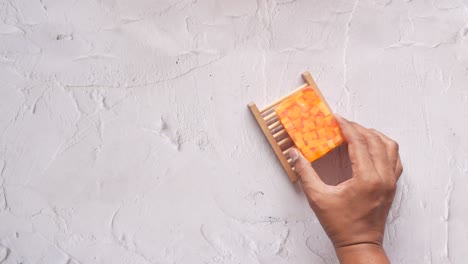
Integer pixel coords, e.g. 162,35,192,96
275,87,344,162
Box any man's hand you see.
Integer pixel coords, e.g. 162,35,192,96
289,115,403,264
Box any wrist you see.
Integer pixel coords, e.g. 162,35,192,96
335,243,390,264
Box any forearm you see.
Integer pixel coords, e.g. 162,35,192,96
335,244,390,264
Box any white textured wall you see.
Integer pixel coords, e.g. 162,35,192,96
0,0,467,263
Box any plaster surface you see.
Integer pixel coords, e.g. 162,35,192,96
1,0,468,263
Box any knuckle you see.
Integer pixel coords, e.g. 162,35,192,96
366,133,383,145
294,162,306,176
396,164,404,176
353,135,367,145
389,141,399,152
383,180,397,193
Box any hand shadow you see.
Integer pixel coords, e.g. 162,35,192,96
312,144,353,186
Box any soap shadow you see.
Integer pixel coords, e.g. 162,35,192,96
312,144,353,186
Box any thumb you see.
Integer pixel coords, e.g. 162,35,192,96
290,148,325,190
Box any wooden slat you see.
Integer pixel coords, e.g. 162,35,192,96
267,120,281,130
248,102,297,182
273,129,287,139
263,111,276,121
270,125,284,135
265,116,279,125
278,137,291,147
261,108,275,117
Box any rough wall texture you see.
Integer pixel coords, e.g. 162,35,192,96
0,0,467,263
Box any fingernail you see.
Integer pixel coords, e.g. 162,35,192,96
290,148,299,162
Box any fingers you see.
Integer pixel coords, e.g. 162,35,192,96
351,124,392,178
336,115,403,184
335,115,375,176
368,129,398,168
395,156,403,179
369,129,402,180
289,148,326,192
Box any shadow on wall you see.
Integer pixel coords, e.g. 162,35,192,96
313,144,353,186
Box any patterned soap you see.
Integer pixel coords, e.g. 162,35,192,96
275,87,344,162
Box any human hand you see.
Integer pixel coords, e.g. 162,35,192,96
289,115,403,263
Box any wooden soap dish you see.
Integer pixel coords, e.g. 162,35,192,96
248,72,327,183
